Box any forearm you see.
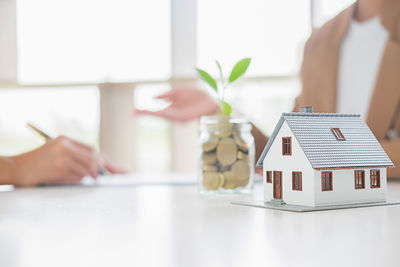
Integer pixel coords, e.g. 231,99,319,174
0,156,16,185
380,139,400,178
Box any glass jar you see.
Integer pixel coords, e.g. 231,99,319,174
198,115,255,194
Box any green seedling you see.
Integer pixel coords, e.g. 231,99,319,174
195,58,251,116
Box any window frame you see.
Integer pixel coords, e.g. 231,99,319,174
266,171,272,183
354,170,365,189
292,171,302,191
370,170,381,188
331,128,345,141
321,171,333,191
282,137,292,156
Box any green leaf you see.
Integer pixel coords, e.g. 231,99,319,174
215,60,224,83
195,68,218,92
228,58,251,83
220,100,232,116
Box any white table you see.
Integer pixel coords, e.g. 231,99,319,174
1,174,400,267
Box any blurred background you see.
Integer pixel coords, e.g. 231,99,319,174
0,0,355,174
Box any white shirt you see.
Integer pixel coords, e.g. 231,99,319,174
337,16,389,118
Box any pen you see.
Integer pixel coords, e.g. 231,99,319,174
27,122,105,175
27,122,54,140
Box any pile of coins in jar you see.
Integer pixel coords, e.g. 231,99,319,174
200,116,253,191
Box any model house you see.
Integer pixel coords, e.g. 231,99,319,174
256,107,394,207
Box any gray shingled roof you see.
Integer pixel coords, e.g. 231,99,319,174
257,112,394,169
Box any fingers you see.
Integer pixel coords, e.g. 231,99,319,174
54,137,100,179
96,153,126,174
133,109,159,116
155,108,203,122
70,152,98,179
45,157,88,184
155,90,177,100
67,137,93,152
65,157,90,182
103,160,126,174
68,148,99,179
133,108,176,119
135,108,191,122
133,108,176,120
48,134,125,181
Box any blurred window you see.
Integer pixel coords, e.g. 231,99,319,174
17,0,171,84
197,0,311,77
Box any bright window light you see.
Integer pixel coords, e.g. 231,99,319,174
17,0,171,84
197,0,311,77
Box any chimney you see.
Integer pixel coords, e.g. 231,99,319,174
300,106,313,113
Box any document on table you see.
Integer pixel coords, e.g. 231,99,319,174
80,173,197,187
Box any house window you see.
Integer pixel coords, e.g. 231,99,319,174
282,137,292,155
371,170,380,188
266,171,272,183
354,170,365,189
292,172,302,191
321,171,333,191
331,128,345,141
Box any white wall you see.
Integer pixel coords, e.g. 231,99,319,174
314,168,387,206
263,121,315,206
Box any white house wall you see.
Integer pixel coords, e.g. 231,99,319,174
263,121,315,206
314,168,387,206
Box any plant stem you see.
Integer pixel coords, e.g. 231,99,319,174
221,83,227,102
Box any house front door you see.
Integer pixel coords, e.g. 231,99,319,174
273,171,282,199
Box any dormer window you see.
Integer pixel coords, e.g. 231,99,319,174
282,137,292,155
331,128,345,141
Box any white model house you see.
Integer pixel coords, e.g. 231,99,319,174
256,107,394,207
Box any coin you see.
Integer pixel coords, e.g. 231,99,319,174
222,171,237,189
237,151,249,162
203,164,218,172
216,137,237,166
220,164,232,172
202,135,219,152
217,173,225,188
202,172,224,190
202,152,217,165
237,178,250,187
231,160,250,181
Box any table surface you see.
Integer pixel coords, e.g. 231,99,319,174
1,174,400,267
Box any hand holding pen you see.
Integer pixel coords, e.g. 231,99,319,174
9,123,125,186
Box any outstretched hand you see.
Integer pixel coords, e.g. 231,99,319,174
134,88,219,122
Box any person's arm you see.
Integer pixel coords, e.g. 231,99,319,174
0,136,124,186
135,87,269,160
134,88,219,122
0,156,17,185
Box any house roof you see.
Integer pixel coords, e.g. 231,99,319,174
256,112,394,169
